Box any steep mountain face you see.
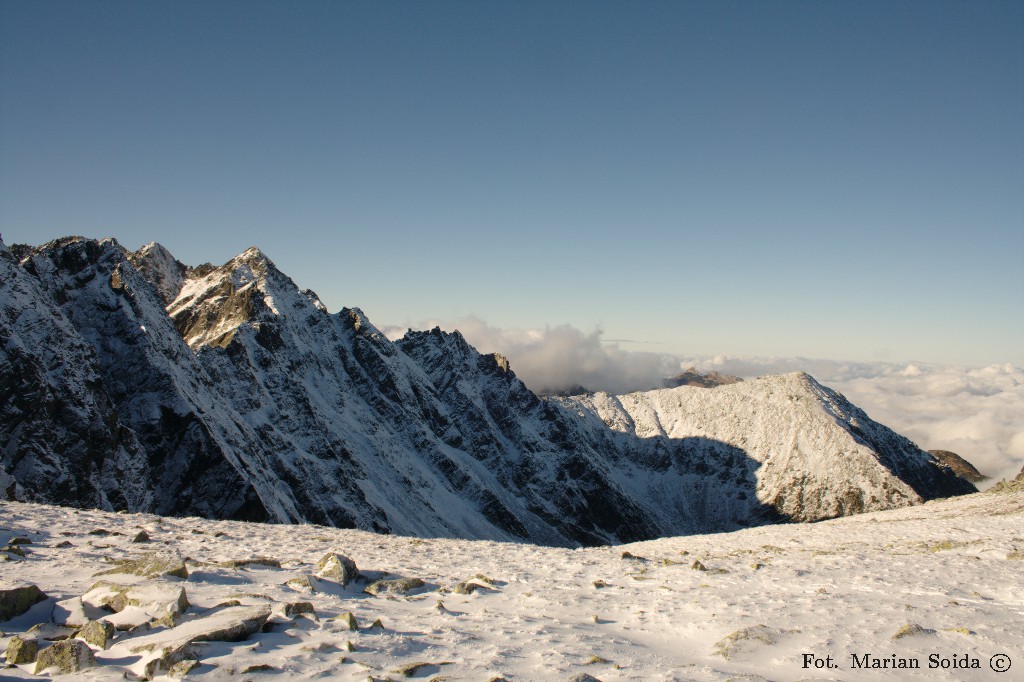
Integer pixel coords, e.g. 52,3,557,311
0,240,149,509
7,238,271,521
0,236,976,546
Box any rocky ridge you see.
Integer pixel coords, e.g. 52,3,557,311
1,236,976,546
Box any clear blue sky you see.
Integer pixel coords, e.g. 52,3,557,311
2,0,1022,366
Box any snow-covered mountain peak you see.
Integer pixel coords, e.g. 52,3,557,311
165,246,308,349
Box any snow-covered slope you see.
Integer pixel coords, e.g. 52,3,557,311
1,236,975,547
1,489,1021,680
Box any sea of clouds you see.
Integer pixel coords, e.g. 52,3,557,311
384,317,1023,487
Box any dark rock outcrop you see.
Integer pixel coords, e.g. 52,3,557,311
928,450,986,483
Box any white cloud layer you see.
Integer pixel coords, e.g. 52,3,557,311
383,318,1023,487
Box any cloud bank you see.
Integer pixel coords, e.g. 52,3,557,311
382,316,682,396
383,318,1023,487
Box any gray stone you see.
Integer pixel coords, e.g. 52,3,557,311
314,551,359,585
83,580,189,615
131,605,272,678
284,574,320,593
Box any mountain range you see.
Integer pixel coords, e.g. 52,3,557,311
0,236,975,546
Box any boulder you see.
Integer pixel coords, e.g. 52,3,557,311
0,584,48,621
76,619,116,649
5,636,38,664
314,551,359,586
33,639,97,674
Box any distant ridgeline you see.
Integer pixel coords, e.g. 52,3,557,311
0,237,976,547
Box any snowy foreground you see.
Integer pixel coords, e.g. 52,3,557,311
2,490,1022,681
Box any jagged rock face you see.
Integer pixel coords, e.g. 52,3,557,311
0,236,976,547
0,240,150,509
126,242,188,306
664,367,743,389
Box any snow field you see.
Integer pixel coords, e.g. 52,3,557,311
2,490,1022,680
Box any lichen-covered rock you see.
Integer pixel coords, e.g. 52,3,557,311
314,551,359,585
891,622,936,639
336,611,359,630
76,619,116,649
5,636,38,664
364,577,426,596
167,658,200,678
95,551,188,579
0,584,48,621
33,639,97,674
